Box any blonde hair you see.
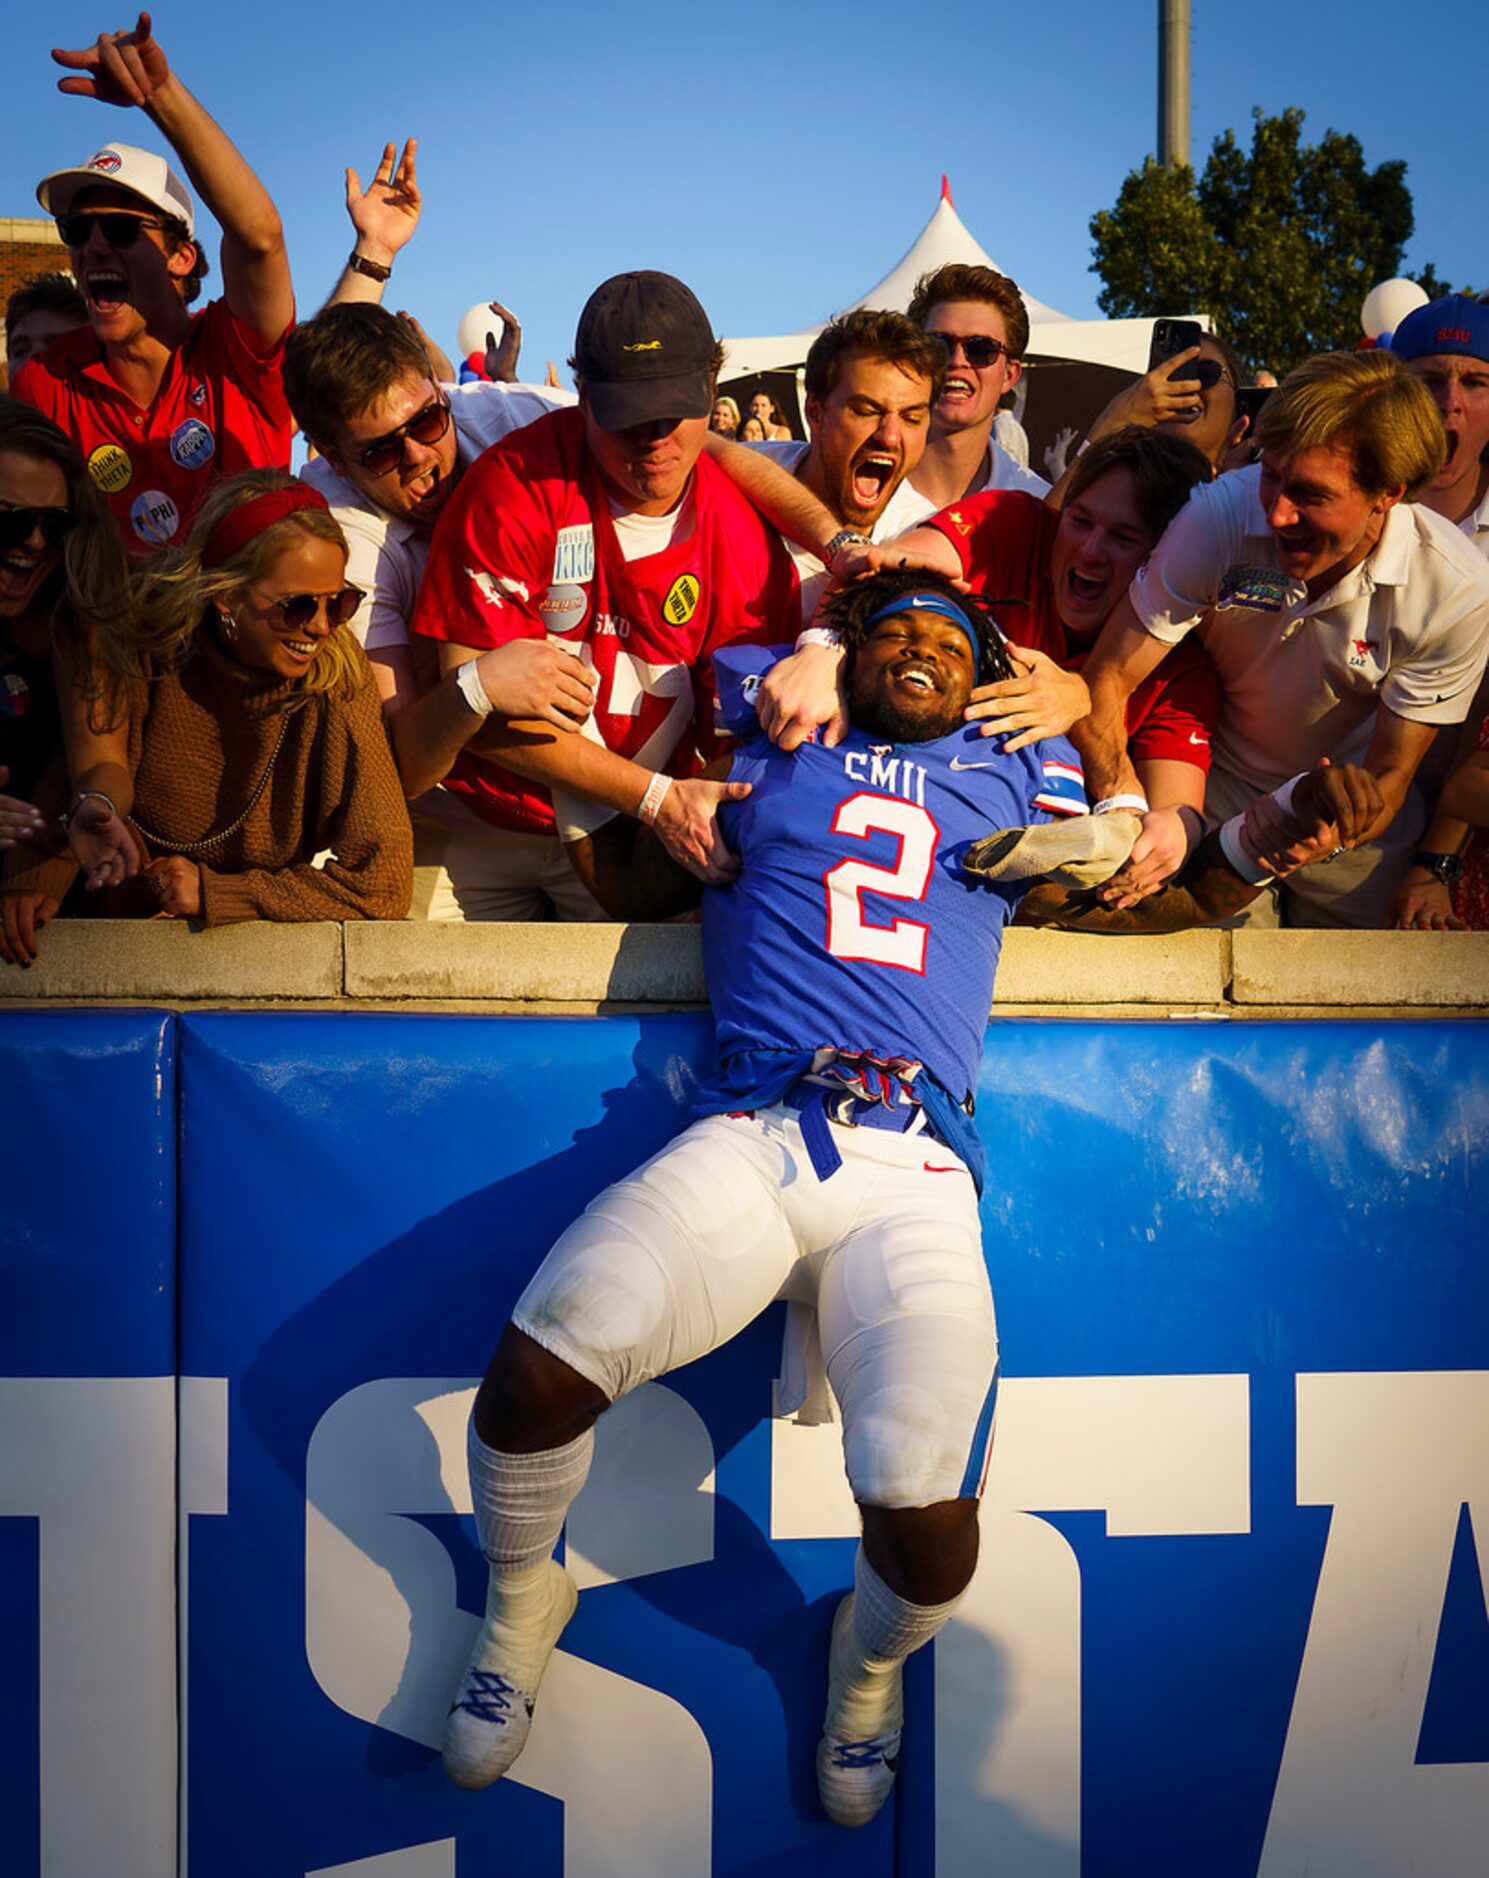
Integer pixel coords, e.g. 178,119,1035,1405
1255,350,1446,498
109,470,362,709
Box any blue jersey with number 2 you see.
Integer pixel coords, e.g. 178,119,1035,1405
702,706,1086,1107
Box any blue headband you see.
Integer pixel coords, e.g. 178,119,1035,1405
862,592,985,677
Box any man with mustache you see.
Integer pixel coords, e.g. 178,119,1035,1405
13,13,292,553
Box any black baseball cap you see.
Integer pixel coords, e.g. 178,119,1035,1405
573,271,716,431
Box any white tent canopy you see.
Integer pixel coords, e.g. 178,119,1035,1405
721,178,1200,381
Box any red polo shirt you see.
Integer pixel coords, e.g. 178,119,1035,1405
12,297,292,556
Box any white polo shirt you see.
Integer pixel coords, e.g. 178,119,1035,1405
303,378,572,654
1128,462,1489,796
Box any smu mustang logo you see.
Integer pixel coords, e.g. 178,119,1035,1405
465,567,531,610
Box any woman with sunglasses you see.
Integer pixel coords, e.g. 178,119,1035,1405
0,399,130,861
2,469,411,962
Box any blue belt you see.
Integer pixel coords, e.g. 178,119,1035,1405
784,1076,930,1181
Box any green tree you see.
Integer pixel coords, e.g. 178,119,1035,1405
1090,107,1447,374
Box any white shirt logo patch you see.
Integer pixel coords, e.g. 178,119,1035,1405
552,524,595,585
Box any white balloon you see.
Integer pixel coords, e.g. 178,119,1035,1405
1361,278,1429,339
457,302,498,362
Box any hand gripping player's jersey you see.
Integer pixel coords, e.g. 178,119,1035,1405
700,656,1086,1121
410,406,798,834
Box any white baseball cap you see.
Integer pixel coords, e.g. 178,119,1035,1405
37,142,195,236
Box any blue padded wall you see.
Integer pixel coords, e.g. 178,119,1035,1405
7,1006,1486,1876
0,1011,178,1878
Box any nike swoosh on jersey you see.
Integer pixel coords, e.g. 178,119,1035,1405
948,755,998,771
1188,732,1209,745
924,1162,964,1174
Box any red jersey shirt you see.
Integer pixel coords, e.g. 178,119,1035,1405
928,490,1220,770
12,297,292,556
412,407,798,834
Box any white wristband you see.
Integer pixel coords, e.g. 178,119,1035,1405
1270,773,1305,819
454,657,494,718
1218,812,1274,885
795,626,844,651
1092,793,1149,816
638,771,673,826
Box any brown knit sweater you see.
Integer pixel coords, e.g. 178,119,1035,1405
6,635,412,924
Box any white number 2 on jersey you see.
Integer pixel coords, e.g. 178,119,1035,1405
823,793,939,973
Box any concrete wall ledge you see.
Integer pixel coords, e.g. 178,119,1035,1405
1230,929,1489,1007
1,920,1486,1014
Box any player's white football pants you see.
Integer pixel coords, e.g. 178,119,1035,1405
512,1105,999,1508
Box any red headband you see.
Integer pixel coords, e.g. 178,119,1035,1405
202,483,331,568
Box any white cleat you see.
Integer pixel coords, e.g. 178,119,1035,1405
443,1557,578,1790
816,1592,904,1829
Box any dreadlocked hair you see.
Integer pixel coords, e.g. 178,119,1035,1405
821,567,1018,685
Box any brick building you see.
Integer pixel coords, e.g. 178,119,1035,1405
1,216,73,389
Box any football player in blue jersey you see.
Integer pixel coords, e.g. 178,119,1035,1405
441,568,1381,1826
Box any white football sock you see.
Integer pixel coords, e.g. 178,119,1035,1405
467,1420,594,1575
851,1544,962,1664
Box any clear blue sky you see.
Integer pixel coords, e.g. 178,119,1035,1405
1,1,1469,382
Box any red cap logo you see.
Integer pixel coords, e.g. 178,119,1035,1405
87,149,122,173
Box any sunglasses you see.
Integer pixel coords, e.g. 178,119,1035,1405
1169,359,1233,392
926,331,1016,369
55,211,164,248
248,586,365,632
0,505,75,552
349,395,451,476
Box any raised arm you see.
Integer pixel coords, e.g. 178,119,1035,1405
1045,350,1208,509
52,11,293,349
325,139,422,310
483,301,524,383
